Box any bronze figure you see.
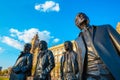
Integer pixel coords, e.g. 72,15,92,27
34,40,55,80
75,12,120,80
9,43,33,80
60,41,79,80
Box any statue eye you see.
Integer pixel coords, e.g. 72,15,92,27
64,44,67,46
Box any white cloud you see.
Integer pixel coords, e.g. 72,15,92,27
10,28,38,43
10,28,53,43
0,47,4,54
0,36,1,40
10,28,21,37
53,38,60,43
1,28,59,50
35,1,60,12
0,47,2,51
2,36,23,50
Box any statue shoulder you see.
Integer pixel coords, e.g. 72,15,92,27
62,52,66,54
47,50,52,54
92,24,112,29
25,53,33,58
47,50,54,56
29,53,33,56
78,32,82,37
72,51,77,55
61,52,66,58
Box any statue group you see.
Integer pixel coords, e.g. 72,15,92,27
9,12,120,80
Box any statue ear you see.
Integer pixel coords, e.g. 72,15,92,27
87,20,90,24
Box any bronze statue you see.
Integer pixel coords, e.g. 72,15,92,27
60,41,79,80
34,40,55,80
9,43,33,80
75,12,120,80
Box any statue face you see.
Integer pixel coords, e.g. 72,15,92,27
75,13,89,30
64,42,69,51
39,40,47,50
24,43,31,52
39,42,44,50
64,41,73,51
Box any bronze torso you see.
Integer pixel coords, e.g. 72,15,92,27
83,28,113,80
63,52,73,74
9,52,32,80
60,51,79,80
34,50,55,80
75,12,120,80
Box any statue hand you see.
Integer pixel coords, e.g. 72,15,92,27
12,67,21,73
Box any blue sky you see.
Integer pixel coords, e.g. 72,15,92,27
0,0,120,69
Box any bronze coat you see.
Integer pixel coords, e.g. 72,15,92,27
9,52,33,80
75,25,120,80
60,51,79,80
34,50,55,80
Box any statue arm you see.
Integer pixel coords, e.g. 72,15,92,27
43,51,55,74
60,56,64,80
12,66,21,73
12,53,23,73
21,54,33,73
107,25,120,54
76,53,81,79
76,53,79,73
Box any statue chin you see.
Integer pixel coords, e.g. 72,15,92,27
65,48,70,51
40,48,43,50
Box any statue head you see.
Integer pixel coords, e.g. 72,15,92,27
75,12,90,30
64,41,73,52
39,40,48,51
23,43,31,53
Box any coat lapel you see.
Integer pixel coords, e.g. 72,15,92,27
75,33,86,79
88,26,97,41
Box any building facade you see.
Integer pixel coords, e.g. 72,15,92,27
116,22,120,34
30,33,40,76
